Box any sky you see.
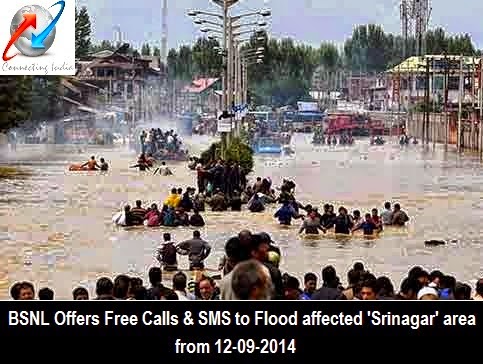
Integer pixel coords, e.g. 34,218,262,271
78,0,483,50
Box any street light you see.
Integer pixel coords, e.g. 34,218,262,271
195,18,223,27
260,9,271,17
257,21,267,27
187,10,197,17
256,47,264,52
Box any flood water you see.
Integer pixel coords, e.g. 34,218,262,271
0,133,482,299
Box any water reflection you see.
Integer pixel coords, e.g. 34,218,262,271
0,135,482,298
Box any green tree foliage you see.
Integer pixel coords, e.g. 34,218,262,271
200,137,254,172
0,76,32,132
90,40,117,53
167,38,222,81
344,25,477,72
141,43,151,56
153,47,161,56
30,77,62,121
75,6,92,59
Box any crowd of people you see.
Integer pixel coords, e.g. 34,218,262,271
138,128,188,160
9,228,483,300
113,190,206,227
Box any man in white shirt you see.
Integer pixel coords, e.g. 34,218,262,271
380,201,393,225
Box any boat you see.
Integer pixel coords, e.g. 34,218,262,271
252,136,282,154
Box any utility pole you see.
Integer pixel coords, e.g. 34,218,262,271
233,39,239,137
479,56,483,159
220,1,228,159
443,54,449,151
226,17,233,145
457,55,463,153
424,56,430,144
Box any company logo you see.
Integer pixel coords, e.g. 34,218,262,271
2,1,65,62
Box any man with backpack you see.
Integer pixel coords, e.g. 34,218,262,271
155,233,178,271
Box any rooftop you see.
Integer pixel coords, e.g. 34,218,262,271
387,55,481,73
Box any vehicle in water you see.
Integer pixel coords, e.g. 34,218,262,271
252,136,282,154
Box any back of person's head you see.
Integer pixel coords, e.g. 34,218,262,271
113,274,131,299
171,188,177,194
384,201,391,209
476,279,483,296
163,233,171,242
353,262,364,272
10,282,21,300
400,277,422,296
224,237,249,265
96,277,114,297
148,267,162,286
231,259,270,300
454,282,472,300
136,200,142,207
347,269,361,287
193,230,201,238
440,275,456,290
375,276,394,296
408,266,423,280
38,287,54,300
284,276,300,290
322,265,337,283
172,272,187,291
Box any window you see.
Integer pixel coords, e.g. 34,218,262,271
416,77,427,90
448,76,459,90
432,76,443,90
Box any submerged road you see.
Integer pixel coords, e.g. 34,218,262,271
0,133,482,298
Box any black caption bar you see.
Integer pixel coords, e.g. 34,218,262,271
1,302,481,358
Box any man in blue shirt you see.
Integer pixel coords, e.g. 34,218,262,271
352,213,377,236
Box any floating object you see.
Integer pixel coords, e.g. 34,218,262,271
68,164,88,171
424,240,446,246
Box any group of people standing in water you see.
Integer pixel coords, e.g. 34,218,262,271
114,189,206,228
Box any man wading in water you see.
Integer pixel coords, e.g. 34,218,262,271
299,210,326,234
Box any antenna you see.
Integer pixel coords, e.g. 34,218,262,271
161,0,168,63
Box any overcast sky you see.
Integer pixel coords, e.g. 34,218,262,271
78,0,483,50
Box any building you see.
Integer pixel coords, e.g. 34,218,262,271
367,74,389,111
346,74,375,103
75,49,166,121
180,78,221,114
386,55,479,111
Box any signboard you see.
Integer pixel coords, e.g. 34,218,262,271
392,75,400,101
217,111,232,132
217,121,231,132
297,101,319,112
475,61,481,91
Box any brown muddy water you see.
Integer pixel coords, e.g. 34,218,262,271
0,133,482,299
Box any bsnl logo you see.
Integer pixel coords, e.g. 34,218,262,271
9,311,50,325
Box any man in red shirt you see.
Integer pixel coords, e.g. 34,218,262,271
371,208,383,233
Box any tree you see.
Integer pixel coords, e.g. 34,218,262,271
141,43,151,56
90,40,117,53
0,76,32,132
75,6,92,59
153,47,161,56
30,77,61,121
